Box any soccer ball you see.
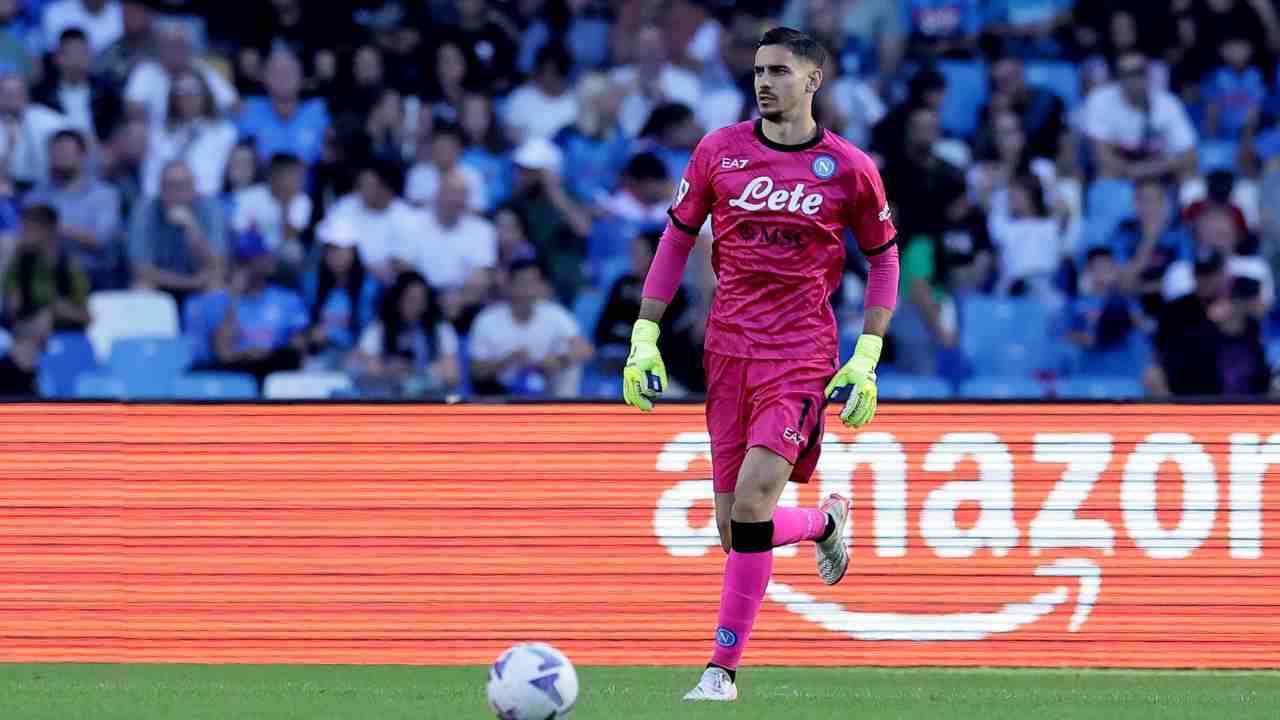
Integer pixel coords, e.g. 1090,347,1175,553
486,642,579,719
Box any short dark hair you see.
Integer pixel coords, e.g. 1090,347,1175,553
756,26,827,68
534,42,573,78
622,152,668,182
268,152,303,175
20,203,58,227
50,128,87,153
360,155,405,195
431,121,465,143
58,28,88,47
1086,246,1114,264
508,257,545,279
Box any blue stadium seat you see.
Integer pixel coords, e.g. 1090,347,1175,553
1199,140,1239,173
37,332,98,398
960,296,1051,376
171,372,259,400
1056,375,1145,399
73,371,127,399
959,375,1047,399
1084,179,1136,248
579,359,620,399
877,374,953,399
572,288,607,337
1025,61,1080,107
1072,336,1151,377
107,336,192,398
937,60,988,138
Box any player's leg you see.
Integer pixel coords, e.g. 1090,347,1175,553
714,491,733,554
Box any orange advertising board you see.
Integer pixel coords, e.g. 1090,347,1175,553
0,402,1278,667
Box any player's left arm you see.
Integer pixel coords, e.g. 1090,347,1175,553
826,153,900,428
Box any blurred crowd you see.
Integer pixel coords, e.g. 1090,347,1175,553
0,0,1279,399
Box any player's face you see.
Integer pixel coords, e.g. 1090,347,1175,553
753,45,818,122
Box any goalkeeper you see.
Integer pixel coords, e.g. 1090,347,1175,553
619,26,899,703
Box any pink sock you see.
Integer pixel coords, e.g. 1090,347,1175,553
709,549,773,671
771,506,828,547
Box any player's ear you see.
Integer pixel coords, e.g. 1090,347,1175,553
806,66,823,94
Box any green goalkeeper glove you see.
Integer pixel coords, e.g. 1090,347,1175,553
825,334,882,428
622,319,668,412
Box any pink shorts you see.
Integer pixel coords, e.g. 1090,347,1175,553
704,350,836,493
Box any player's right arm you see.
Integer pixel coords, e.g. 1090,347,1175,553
622,134,717,412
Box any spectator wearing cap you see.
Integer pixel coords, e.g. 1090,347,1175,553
26,128,123,288
3,203,90,330
503,42,578,144
553,72,632,205
349,270,460,397
0,305,53,397
611,24,702,138
405,121,484,212
230,152,310,276
0,71,71,190
31,28,122,143
301,221,378,367
41,0,122,55
1148,249,1268,396
508,136,593,301
1081,51,1197,182
124,18,238,127
186,230,307,382
141,67,238,198
1163,205,1275,311
315,157,422,285
94,0,152,89
128,160,226,306
236,48,328,169
416,169,496,333
468,258,592,398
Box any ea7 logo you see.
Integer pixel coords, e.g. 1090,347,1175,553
783,427,804,445
878,202,891,222
721,158,749,169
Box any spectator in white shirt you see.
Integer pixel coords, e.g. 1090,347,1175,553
349,270,460,397
611,25,702,138
503,43,579,143
0,72,70,189
30,28,122,143
405,121,484,212
42,0,122,55
124,18,237,127
141,68,238,198
316,157,422,284
230,152,311,275
1081,51,1197,182
988,172,1069,311
419,169,496,331
469,258,593,398
595,151,672,226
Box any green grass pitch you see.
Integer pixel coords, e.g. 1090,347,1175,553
0,664,1276,719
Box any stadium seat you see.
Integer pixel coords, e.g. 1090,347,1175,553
37,332,98,398
877,374,953,399
73,371,127,399
959,296,1051,376
1025,61,1080,108
171,372,259,400
0,327,10,357
263,371,354,399
1083,179,1136,249
87,290,179,364
108,336,192,398
1073,336,1151,377
1056,375,1145,399
937,60,988,138
959,375,1047,399
1199,140,1239,173
572,288,607,337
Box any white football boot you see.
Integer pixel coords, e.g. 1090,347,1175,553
816,493,851,585
682,666,738,701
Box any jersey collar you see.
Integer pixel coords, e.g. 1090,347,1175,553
753,118,824,153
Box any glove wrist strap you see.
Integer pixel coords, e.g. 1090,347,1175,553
632,318,661,345
853,334,883,366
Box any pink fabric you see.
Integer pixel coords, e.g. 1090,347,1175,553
640,222,696,304
667,120,897,361
709,549,773,671
771,506,828,547
864,241,900,311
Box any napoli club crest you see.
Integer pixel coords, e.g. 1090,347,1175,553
811,154,837,180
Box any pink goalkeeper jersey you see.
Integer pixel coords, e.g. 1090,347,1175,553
668,120,896,360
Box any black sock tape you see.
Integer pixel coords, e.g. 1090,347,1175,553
730,519,774,554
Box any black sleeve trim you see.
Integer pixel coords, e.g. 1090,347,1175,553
666,208,700,236
863,237,898,257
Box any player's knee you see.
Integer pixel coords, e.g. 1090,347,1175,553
731,474,784,522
